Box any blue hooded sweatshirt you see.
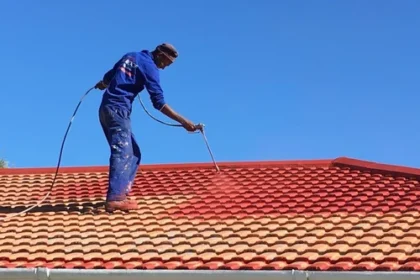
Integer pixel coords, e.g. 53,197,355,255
100,50,166,112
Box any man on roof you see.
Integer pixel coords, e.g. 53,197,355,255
94,43,199,213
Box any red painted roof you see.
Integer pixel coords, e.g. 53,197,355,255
0,157,419,271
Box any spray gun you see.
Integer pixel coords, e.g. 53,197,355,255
193,123,220,173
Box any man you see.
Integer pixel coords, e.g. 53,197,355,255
95,43,199,213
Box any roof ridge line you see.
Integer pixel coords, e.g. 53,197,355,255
2,158,419,178
331,157,420,180
0,159,333,175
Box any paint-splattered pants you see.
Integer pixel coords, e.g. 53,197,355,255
99,105,141,201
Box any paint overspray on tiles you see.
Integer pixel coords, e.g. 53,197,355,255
151,166,420,220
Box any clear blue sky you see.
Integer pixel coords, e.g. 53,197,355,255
0,1,419,169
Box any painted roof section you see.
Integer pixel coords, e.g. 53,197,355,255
0,157,419,271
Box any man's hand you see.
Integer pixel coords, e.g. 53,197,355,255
95,81,108,90
181,119,198,132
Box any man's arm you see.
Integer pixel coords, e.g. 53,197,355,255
159,104,190,125
144,68,197,131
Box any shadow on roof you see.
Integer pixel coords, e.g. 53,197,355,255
0,201,106,216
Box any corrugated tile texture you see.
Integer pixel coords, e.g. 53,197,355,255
0,157,420,271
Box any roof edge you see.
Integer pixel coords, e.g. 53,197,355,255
0,159,333,175
0,268,419,280
332,157,420,180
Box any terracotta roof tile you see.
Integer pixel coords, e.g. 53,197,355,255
0,157,419,271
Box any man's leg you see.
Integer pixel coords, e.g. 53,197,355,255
107,112,134,201
99,106,112,146
99,105,138,212
99,106,136,203
126,132,141,196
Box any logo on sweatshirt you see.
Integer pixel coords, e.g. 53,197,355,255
120,57,136,77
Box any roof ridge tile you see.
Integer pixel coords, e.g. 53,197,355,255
332,157,420,180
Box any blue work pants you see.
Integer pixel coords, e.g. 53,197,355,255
99,105,141,201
